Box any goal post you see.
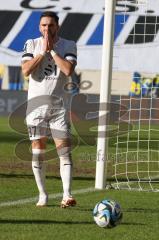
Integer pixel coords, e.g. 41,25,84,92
95,0,116,189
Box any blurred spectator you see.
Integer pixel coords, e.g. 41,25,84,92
0,64,5,89
151,74,159,97
129,72,141,97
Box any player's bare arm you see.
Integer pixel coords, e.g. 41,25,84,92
21,55,44,77
52,53,76,77
22,32,48,77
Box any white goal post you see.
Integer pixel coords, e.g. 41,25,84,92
95,0,116,189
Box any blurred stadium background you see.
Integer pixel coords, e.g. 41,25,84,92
1,0,159,107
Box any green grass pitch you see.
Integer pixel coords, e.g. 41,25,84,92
0,116,159,240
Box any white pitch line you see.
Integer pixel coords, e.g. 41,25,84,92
0,187,96,207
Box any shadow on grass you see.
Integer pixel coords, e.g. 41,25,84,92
0,219,93,225
0,173,33,179
0,219,146,226
0,173,94,181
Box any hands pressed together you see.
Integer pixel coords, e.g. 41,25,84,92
42,30,54,53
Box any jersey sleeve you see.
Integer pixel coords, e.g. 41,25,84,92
22,39,34,62
64,41,77,64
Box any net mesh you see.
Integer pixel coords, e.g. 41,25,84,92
109,0,159,191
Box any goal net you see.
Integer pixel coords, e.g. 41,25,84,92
107,0,159,191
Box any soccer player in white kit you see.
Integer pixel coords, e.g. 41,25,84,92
21,12,77,208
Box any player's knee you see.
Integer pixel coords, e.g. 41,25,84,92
32,138,46,149
32,148,45,162
57,145,71,158
58,146,72,165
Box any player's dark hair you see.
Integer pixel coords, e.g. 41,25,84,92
40,11,59,24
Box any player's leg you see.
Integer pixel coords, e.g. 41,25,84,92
31,137,48,206
26,105,49,206
50,107,76,207
54,137,76,208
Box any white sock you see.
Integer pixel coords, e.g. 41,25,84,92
60,156,72,199
32,149,47,197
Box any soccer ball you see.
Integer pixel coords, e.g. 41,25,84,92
93,199,123,228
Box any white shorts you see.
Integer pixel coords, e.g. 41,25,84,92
26,106,70,141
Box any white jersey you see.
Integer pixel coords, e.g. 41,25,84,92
22,37,77,104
